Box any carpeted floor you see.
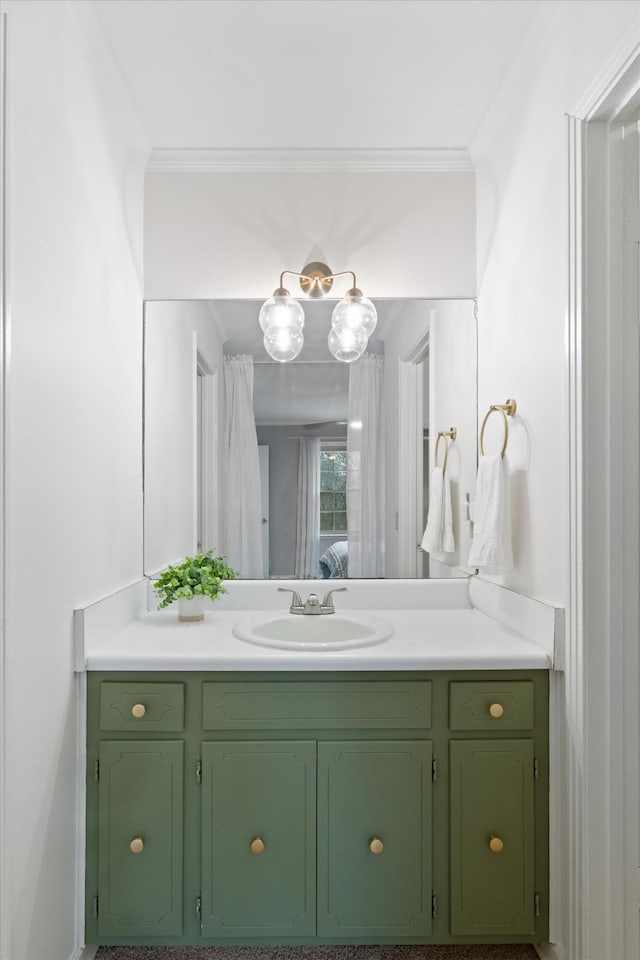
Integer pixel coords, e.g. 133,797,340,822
95,945,540,959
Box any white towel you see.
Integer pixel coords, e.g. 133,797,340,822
468,454,513,574
421,467,455,554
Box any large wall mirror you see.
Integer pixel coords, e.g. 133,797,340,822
144,298,477,580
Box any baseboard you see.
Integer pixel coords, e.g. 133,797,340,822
70,946,97,960
535,943,566,960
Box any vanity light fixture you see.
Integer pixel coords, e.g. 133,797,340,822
259,261,377,363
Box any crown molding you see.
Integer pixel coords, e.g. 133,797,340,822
575,36,640,122
146,148,474,174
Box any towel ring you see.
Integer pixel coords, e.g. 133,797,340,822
435,427,457,473
480,399,517,456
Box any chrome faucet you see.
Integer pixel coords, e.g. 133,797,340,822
278,586,347,615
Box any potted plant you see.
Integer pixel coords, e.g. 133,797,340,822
154,550,238,622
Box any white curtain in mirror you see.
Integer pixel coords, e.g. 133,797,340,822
295,438,321,578
222,355,264,578
347,354,385,577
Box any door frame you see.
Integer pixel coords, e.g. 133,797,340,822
0,5,9,957
258,444,269,578
566,40,640,960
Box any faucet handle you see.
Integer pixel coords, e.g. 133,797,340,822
321,586,347,611
278,587,303,611
302,593,321,614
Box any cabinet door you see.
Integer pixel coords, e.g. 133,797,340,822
450,739,535,936
201,740,316,937
317,740,432,937
97,740,183,937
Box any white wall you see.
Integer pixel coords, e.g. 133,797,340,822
473,0,638,607
471,2,640,957
3,2,148,958
144,170,475,300
144,300,224,574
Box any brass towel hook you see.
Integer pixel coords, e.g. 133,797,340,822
480,399,517,457
435,427,457,473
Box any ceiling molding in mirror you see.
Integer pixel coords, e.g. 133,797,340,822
143,298,477,583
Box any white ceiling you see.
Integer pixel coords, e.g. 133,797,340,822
93,0,539,151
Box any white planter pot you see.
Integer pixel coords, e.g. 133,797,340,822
178,595,207,622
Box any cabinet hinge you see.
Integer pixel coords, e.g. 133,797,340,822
196,760,202,784
534,892,541,918
533,756,539,780
94,760,100,782
93,895,99,917
196,895,202,923
431,894,438,919
432,758,438,782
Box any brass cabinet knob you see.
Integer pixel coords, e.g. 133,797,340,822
489,835,504,853
131,703,146,719
489,702,504,718
129,837,144,854
369,836,384,854
250,837,265,855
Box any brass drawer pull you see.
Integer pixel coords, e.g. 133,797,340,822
369,836,384,854
131,703,146,719
250,836,265,855
489,702,504,718
489,835,504,853
129,836,144,854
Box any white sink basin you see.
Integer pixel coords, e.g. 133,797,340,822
232,612,394,651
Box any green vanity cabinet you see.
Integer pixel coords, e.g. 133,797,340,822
317,740,433,937
85,669,548,947
95,740,184,938
448,677,547,940
450,739,535,936
200,740,316,938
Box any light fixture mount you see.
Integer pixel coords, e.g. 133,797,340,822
298,261,334,299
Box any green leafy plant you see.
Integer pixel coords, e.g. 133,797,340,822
154,550,238,609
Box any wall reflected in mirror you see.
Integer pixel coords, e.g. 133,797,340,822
143,299,477,580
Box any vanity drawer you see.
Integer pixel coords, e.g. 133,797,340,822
99,682,185,731
203,681,431,731
449,681,534,731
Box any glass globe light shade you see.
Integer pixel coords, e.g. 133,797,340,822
258,295,304,334
264,327,304,362
331,294,377,337
328,322,368,363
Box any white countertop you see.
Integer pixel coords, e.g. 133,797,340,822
84,606,551,672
